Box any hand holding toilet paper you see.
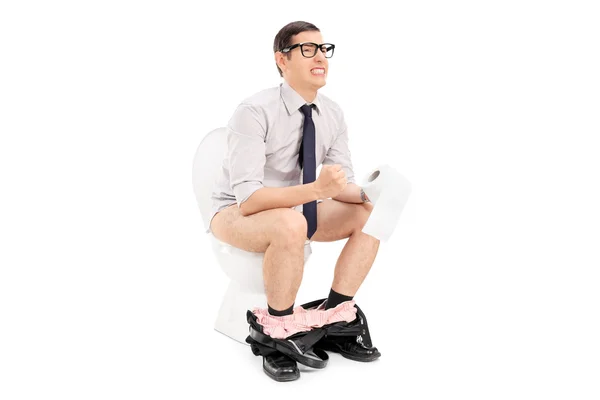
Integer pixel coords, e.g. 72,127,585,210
360,164,412,242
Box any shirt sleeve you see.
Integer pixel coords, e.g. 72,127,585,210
322,110,356,184
226,103,267,207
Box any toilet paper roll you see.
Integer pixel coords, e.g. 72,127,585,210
360,164,412,242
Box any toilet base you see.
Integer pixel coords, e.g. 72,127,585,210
214,280,267,345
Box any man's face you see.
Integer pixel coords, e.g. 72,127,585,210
278,31,330,91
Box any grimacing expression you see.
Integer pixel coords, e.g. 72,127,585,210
279,31,330,90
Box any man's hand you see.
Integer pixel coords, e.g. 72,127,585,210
314,164,347,199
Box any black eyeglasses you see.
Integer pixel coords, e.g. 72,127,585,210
280,42,335,58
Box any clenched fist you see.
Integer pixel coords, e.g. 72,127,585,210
314,164,347,199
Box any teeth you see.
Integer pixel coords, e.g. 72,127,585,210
311,69,325,75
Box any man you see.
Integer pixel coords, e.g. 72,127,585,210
208,21,381,381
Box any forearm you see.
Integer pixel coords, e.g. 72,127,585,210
332,183,364,204
239,184,320,216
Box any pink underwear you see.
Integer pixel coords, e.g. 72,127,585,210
252,300,357,339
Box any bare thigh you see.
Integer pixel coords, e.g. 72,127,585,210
209,204,307,253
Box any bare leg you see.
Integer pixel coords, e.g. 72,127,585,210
262,212,307,310
311,200,380,296
331,229,380,296
210,205,308,310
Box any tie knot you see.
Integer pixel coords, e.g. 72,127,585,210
300,104,314,118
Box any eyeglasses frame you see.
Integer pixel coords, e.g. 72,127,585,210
280,42,336,58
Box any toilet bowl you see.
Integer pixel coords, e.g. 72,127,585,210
192,127,313,345
208,233,312,344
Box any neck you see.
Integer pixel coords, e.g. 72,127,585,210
287,80,317,103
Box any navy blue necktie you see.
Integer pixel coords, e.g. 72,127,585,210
299,104,317,239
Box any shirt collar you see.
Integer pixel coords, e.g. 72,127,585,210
280,80,322,116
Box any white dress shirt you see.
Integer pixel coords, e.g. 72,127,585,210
208,80,355,232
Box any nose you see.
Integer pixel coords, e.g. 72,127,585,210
313,47,327,62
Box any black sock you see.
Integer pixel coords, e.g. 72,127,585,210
325,288,353,310
268,303,294,316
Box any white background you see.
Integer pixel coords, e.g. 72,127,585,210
1,0,599,398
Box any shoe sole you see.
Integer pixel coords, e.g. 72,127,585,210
263,368,301,382
339,350,381,362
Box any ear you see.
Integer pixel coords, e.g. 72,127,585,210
275,51,287,73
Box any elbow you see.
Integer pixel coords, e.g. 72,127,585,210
233,184,263,217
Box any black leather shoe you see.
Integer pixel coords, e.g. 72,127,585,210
316,336,381,362
262,352,300,382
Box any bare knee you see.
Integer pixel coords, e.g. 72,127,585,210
352,203,373,232
270,209,307,244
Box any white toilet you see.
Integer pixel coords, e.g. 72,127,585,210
192,127,313,345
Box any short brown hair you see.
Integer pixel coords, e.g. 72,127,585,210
273,21,320,77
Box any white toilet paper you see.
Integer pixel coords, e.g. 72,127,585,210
360,164,412,242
